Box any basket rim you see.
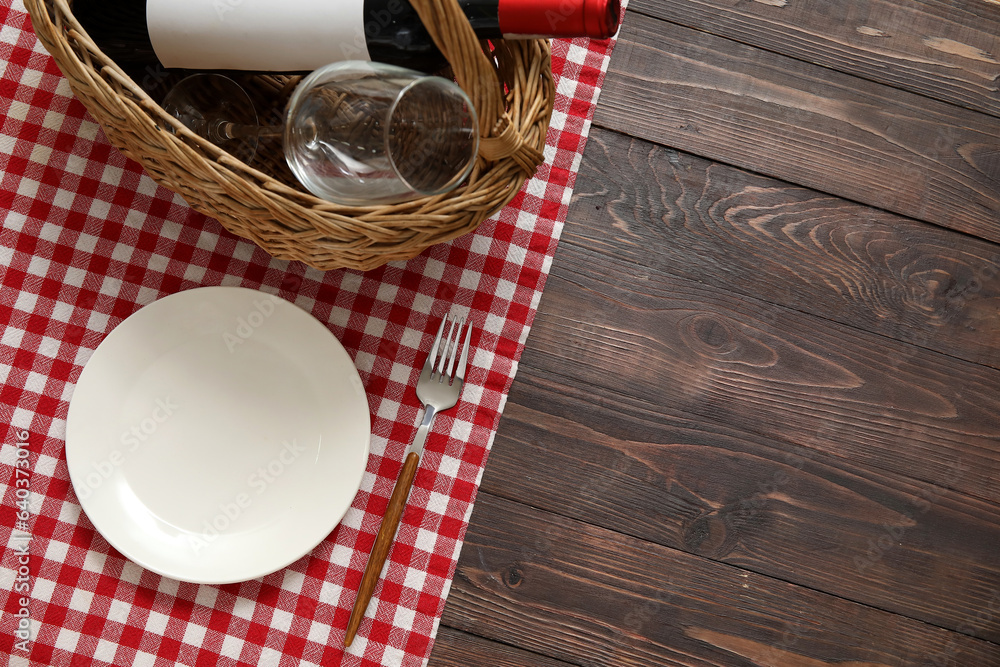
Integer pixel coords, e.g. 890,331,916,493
24,0,556,270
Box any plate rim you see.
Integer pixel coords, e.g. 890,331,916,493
65,285,371,584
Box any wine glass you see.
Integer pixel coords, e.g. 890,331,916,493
161,73,277,165
161,61,479,206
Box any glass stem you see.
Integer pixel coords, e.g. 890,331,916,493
206,119,284,143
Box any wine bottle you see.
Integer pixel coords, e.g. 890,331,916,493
72,0,621,75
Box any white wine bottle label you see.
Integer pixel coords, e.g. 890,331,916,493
147,0,371,71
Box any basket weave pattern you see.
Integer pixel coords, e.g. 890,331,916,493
26,0,554,271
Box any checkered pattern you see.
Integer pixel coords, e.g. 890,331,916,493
0,1,624,664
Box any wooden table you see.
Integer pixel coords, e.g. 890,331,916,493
430,1,1000,664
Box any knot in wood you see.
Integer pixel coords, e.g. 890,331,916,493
683,513,734,558
503,564,524,588
686,314,738,354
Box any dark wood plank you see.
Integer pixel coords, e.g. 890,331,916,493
570,127,1000,370
630,0,1000,118
442,493,1000,666
432,2,1000,663
596,12,1000,241
431,627,576,667
478,379,1000,641
521,248,1000,506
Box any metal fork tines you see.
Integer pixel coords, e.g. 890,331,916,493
344,312,472,647
411,314,471,457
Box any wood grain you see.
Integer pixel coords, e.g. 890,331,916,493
596,12,1000,241
431,628,576,667
477,379,1000,641
569,127,1000,370
430,2,1000,664
520,251,1000,506
441,493,1000,666
629,0,1000,118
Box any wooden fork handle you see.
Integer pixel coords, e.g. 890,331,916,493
344,451,421,647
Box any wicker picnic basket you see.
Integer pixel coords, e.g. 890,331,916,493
25,0,554,271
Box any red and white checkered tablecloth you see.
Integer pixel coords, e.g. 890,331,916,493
0,1,624,664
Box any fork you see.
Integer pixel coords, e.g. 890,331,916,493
344,313,472,647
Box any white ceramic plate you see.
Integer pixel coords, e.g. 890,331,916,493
66,286,370,584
